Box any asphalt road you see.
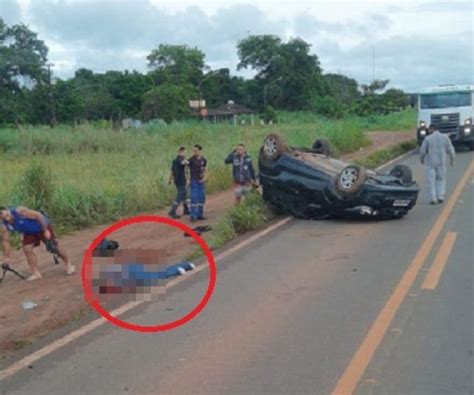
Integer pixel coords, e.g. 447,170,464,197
1,150,473,395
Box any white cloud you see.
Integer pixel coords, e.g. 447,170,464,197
1,0,472,91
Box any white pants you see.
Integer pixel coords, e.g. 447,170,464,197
426,165,446,201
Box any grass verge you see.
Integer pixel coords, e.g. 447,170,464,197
354,139,417,169
0,109,415,232
188,191,275,259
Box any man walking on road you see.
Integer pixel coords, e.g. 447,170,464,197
0,206,75,280
225,143,257,205
188,145,207,222
420,126,455,205
168,146,190,219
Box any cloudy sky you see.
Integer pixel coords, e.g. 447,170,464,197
1,0,473,91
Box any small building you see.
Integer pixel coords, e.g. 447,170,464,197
189,100,255,125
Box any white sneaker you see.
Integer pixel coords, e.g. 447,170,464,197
66,264,76,275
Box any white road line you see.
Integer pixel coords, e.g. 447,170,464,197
0,217,292,382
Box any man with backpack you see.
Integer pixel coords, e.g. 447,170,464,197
0,206,75,280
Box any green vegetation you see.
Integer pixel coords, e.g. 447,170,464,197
1,18,412,127
354,139,417,169
13,338,33,350
188,192,275,259
0,109,415,232
277,108,416,132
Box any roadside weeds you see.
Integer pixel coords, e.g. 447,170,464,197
354,139,417,169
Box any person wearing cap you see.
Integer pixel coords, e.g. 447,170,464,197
0,206,75,280
225,143,257,205
420,125,455,205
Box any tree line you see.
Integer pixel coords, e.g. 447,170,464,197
0,18,410,126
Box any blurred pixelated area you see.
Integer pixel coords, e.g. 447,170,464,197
88,243,196,303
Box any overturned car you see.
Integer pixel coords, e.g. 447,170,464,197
258,133,419,219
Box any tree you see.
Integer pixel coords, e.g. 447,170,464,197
351,80,408,116
324,73,360,107
237,35,328,110
0,18,49,125
237,35,282,77
383,88,410,109
141,84,195,123
147,44,206,86
199,68,251,108
360,79,390,96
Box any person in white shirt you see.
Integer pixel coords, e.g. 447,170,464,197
420,126,456,205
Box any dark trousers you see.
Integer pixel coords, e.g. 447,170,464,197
169,184,189,215
190,180,205,219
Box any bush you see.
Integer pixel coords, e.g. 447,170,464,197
12,162,54,210
314,96,345,119
190,191,276,257
263,105,278,123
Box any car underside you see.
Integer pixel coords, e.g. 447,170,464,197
258,133,420,219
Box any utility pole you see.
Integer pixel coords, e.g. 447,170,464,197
47,63,56,128
372,44,375,82
197,69,223,119
263,76,283,110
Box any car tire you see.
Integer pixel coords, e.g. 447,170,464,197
389,164,413,184
312,138,331,155
336,165,366,195
468,142,474,151
260,133,289,166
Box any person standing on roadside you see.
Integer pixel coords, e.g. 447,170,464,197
420,125,455,205
225,143,257,205
168,146,190,219
188,145,207,222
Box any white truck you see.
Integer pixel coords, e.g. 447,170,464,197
417,84,474,150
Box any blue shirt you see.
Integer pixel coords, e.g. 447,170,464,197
2,208,48,234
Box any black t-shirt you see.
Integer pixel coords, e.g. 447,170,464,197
188,156,207,181
171,156,187,186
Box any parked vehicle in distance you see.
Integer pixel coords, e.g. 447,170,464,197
259,133,419,219
416,84,474,150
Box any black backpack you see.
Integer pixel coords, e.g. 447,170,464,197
93,239,120,256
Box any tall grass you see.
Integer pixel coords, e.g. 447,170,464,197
278,108,416,132
0,109,415,231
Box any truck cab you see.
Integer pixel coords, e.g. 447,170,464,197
417,84,474,150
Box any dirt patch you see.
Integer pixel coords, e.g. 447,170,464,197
0,130,414,353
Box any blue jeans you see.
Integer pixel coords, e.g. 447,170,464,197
190,180,205,219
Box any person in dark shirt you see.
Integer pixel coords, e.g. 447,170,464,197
188,144,207,222
168,146,190,219
225,143,256,205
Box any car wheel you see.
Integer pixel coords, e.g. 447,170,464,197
389,164,413,184
312,138,331,155
468,142,474,151
336,165,366,195
262,133,288,161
